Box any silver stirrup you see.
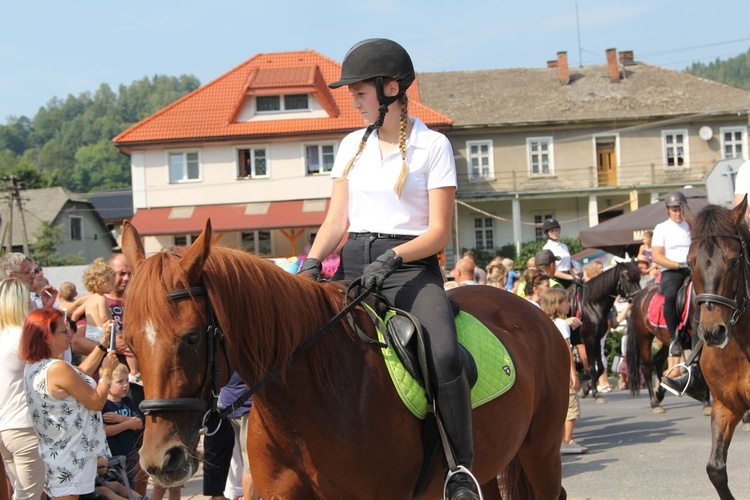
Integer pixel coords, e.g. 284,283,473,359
660,363,692,397
442,465,484,500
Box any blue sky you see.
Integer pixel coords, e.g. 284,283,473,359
2,0,750,122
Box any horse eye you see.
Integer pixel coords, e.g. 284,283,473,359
184,331,200,346
729,258,739,269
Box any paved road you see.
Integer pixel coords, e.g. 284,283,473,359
562,386,750,500
178,384,750,499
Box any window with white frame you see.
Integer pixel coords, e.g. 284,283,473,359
466,140,494,181
70,216,82,241
238,147,269,179
662,130,688,167
534,213,554,241
474,217,493,250
721,127,745,160
169,152,200,183
173,234,199,247
305,144,335,174
527,137,553,176
256,94,309,113
242,231,272,255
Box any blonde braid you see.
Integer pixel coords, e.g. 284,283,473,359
337,137,367,182
394,94,409,198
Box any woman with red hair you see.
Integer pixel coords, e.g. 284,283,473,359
20,308,117,500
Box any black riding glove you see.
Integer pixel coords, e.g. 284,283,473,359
362,249,403,291
298,258,322,280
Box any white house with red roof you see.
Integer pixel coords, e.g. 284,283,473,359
114,50,451,256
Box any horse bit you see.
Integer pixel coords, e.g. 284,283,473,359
693,230,750,326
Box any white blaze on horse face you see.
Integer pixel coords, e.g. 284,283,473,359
145,319,158,347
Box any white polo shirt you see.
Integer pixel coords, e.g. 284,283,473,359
652,218,691,270
330,118,457,235
543,239,572,272
734,159,750,195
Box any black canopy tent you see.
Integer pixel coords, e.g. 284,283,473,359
579,187,708,256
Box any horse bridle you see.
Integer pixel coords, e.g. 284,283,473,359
138,285,228,434
693,231,750,326
616,265,640,303
137,279,378,432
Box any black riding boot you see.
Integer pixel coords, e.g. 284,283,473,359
668,330,683,357
661,340,708,402
436,370,478,500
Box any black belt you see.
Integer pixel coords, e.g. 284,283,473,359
348,232,416,241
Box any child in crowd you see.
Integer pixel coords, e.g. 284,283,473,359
102,363,143,489
84,258,141,384
541,288,588,454
502,258,519,293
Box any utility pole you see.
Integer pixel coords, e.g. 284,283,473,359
0,177,30,255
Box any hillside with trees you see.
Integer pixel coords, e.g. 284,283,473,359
684,49,750,91
0,50,748,197
0,75,200,194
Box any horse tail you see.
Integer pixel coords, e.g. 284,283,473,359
498,456,533,499
626,314,641,396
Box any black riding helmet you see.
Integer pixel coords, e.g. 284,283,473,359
664,191,687,207
330,39,415,138
542,218,561,234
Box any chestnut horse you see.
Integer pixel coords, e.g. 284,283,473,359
625,283,693,413
121,220,570,499
684,198,750,499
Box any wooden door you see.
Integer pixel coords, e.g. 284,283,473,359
597,145,616,187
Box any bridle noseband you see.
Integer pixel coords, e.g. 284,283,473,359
693,232,750,327
138,285,228,435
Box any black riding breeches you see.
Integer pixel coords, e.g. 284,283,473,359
333,234,463,385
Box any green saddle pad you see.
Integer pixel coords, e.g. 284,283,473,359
375,309,516,419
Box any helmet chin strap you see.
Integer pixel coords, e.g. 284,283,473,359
362,76,403,142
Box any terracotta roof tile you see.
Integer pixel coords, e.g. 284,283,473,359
114,51,451,147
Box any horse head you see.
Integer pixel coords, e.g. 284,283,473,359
687,196,750,348
122,219,231,487
617,261,643,302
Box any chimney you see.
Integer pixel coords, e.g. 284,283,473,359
557,51,570,85
547,60,558,69
619,50,635,65
606,48,620,83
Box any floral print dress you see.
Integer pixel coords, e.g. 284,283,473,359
24,358,110,494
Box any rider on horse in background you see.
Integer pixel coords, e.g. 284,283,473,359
297,38,479,500
655,191,708,400
542,218,580,288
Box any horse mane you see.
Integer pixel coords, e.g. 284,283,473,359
127,247,348,392
584,262,633,302
692,204,750,244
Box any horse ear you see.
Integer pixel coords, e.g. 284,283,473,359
122,220,145,273
180,219,213,284
730,194,748,227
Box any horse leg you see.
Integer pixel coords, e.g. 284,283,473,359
706,399,742,500
641,341,665,412
585,339,602,400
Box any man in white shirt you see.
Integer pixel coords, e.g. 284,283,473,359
450,257,479,285
651,191,692,374
733,159,750,218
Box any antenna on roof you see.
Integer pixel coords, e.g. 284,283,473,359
576,3,583,67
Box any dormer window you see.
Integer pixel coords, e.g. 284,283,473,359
256,94,310,113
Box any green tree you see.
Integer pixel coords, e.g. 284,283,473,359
28,222,84,266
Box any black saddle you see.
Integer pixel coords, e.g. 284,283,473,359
382,299,478,390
